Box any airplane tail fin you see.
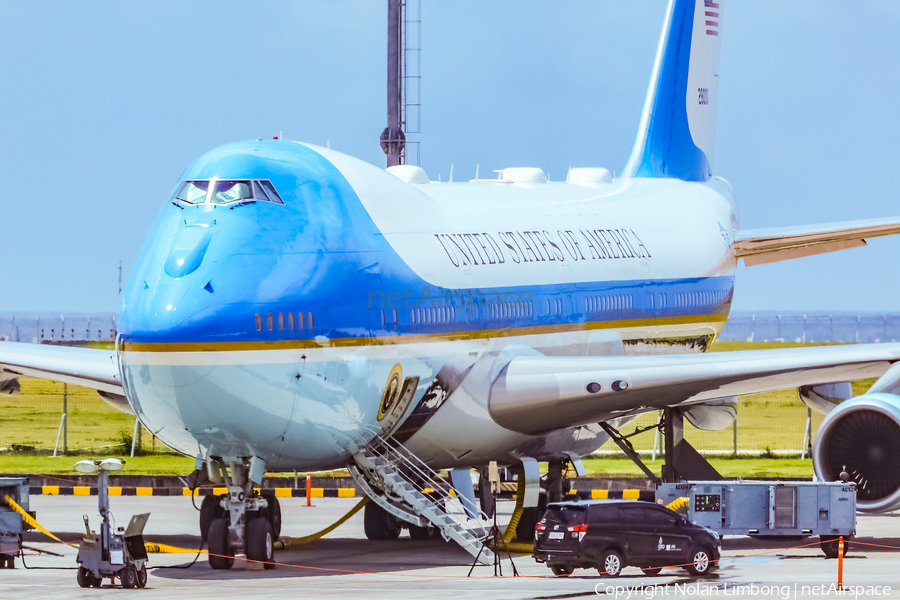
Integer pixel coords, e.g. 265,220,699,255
622,0,722,182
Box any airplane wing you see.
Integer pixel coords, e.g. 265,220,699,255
0,341,122,396
734,216,900,266
489,343,900,434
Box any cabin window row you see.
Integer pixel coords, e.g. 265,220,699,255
671,290,727,309
489,301,534,320
411,306,455,325
254,312,314,332
585,294,633,313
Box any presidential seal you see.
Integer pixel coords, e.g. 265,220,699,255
377,363,403,421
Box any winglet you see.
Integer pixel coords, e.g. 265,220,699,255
622,0,723,182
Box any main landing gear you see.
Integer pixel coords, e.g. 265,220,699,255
201,457,281,570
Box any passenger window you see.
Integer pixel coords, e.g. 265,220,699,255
175,180,210,204
308,312,314,329
259,180,284,204
211,180,253,204
254,314,262,331
288,312,295,330
278,313,285,330
266,313,274,331
589,506,621,524
645,508,677,526
622,506,647,524
298,312,305,329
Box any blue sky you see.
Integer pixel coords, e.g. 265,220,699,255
1,1,898,313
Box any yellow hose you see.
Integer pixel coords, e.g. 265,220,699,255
498,468,533,554
667,497,689,512
274,497,369,550
144,542,206,554
3,494,77,548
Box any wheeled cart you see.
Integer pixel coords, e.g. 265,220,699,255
74,460,151,588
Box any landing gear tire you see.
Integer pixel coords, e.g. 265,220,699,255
820,536,850,559
685,547,712,576
136,563,148,588
408,524,432,540
247,517,276,569
120,565,138,589
598,549,623,577
261,490,282,540
199,494,224,542
550,563,574,576
208,517,234,570
364,502,400,540
642,567,663,576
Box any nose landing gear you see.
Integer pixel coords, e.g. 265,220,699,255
203,456,277,570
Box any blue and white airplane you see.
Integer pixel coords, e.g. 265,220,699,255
4,0,900,566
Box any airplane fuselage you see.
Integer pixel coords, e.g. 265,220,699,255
117,140,738,470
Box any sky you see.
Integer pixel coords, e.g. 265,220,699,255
1,1,899,313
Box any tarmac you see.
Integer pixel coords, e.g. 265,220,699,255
3,495,900,599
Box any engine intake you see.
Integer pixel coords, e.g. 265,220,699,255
813,392,900,512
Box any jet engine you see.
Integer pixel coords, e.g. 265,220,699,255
812,392,900,512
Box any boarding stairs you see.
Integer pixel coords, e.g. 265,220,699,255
349,433,495,565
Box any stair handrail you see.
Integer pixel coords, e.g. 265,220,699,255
366,432,492,527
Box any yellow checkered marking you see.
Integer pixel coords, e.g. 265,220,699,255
337,488,355,498
136,487,153,496
42,486,59,495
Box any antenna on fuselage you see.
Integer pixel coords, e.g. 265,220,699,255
448,163,454,182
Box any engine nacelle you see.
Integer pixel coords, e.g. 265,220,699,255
813,392,900,513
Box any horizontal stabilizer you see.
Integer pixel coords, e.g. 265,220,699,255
735,216,900,266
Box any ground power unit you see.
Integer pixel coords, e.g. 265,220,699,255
656,480,856,558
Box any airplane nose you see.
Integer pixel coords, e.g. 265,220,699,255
164,225,213,277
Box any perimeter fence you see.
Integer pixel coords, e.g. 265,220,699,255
0,379,168,456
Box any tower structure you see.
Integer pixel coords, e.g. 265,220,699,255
380,0,420,166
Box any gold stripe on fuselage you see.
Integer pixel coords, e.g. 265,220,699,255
120,314,727,353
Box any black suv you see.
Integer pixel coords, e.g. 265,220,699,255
533,499,720,577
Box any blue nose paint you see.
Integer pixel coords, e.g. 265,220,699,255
164,226,212,277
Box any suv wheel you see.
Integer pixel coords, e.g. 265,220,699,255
550,564,574,577
685,547,712,576
598,549,623,577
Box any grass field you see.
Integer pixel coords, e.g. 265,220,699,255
0,340,877,480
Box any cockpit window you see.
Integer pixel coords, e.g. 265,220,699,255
211,180,253,204
258,180,284,204
175,181,210,204
172,178,285,206
253,181,272,202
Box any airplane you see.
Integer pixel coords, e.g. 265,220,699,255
4,0,900,568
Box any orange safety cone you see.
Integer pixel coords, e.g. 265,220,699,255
837,536,844,590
